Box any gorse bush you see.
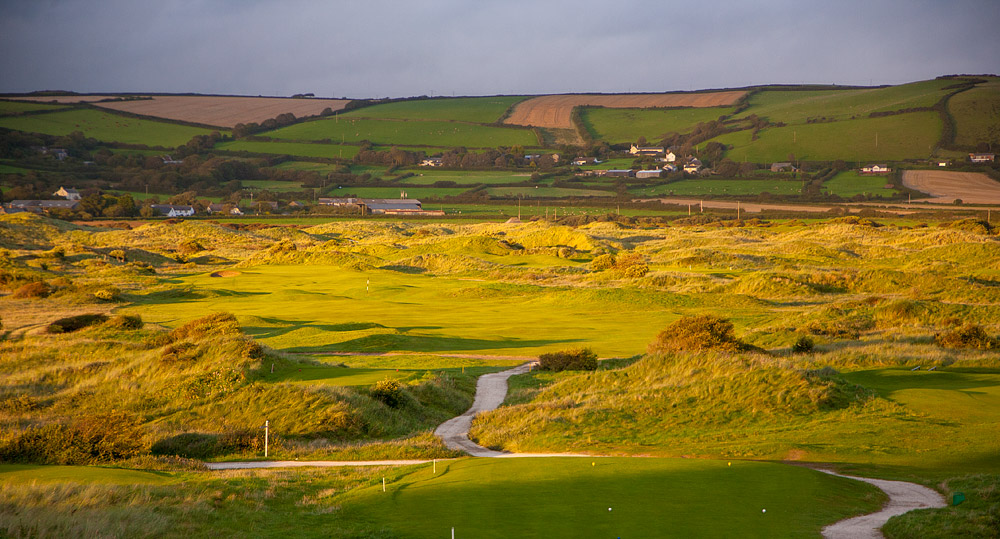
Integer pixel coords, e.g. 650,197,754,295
538,348,598,371
648,315,754,354
935,324,998,350
371,378,404,408
792,336,815,354
46,313,109,334
0,410,147,465
11,281,50,299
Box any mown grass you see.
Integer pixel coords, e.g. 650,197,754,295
715,111,942,163
0,108,222,147
215,140,359,159
341,96,528,123
260,117,538,148
581,106,733,142
822,170,898,197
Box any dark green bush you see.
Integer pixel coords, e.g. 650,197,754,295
538,348,598,371
792,336,815,354
151,428,277,459
648,315,754,354
371,378,404,407
935,324,998,350
0,410,147,465
47,313,109,334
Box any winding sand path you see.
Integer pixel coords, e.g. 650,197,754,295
818,469,947,538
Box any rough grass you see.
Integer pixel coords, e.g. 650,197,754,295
0,108,222,147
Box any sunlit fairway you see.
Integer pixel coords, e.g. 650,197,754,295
340,458,883,539
128,265,684,357
0,465,176,486
277,355,521,386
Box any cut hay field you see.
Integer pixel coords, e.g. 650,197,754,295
0,100,67,115
580,106,733,143
0,108,222,147
215,140,359,159
341,96,527,123
948,79,1000,147
95,95,351,128
735,79,957,125
713,111,941,162
902,170,1000,204
503,91,746,129
629,178,804,197
823,171,897,198
260,117,539,148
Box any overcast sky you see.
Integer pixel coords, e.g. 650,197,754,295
2,0,998,98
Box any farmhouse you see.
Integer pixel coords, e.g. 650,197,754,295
770,162,796,172
149,204,195,217
207,203,242,215
420,157,443,167
318,197,363,207
630,145,665,156
970,153,996,163
860,164,891,175
53,186,81,200
572,157,600,166
661,150,677,163
683,158,704,174
635,169,663,179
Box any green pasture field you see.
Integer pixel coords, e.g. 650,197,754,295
487,186,614,198
349,164,390,177
403,170,534,185
341,96,528,123
735,79,956,125
713,111,941,163
0,108,221,147
948,80,1000,147
580,106,733,143
126,265,683,358
0,100,67,114
260,117,538,148
0,163,31,174
823,171,897,198
576,158,635,170
629,178,804,196
241,179,306,191
107,148,167,156
338,186,470,199
215,140,359,159
340,458,882,539
270,161,345,175
107,190,224,204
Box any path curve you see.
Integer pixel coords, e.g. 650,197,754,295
817,469,947,539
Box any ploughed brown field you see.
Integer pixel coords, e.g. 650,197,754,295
503,91,745,129
93,96,352,127
902,170,1000,204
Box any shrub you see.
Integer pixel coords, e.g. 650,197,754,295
11,281,51,299
538,348,598,371
0,410,147,465
648,315,754,354
106,314,143,330
238,338,265,360
589,253,616,271
179,239,206,255
109,249,127,262
792,336,815,354
151,428,277,459
46,313,109,334
93,287,120,302
161,341,199,362
371,378,404,408
935,324,998,350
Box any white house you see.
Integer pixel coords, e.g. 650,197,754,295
53,186,81,200
860,164,891,175
661,151,676,163
420,157,443,167
150,204,195,217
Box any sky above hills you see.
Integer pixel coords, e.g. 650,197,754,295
2,0,998,98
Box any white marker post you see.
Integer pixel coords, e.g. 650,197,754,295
382,477,386,492
433,459,437,474
263,420,269,458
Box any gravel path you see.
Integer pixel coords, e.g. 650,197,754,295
818,469,947,539
205,459,431,470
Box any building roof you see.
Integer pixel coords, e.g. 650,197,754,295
363,199,423,211
10,200,79,209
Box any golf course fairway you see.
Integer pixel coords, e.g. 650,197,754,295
339,458,883,538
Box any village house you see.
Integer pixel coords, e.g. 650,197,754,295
860,164,891,175
970,153,996,163
662,163,678,172
660,150,677,163
53,186,82,200
150,204,195,217
683,158,704,174
629,145,665,156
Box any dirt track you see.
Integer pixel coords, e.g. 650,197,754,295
504,91,745,129
94,95,351,127
903,170,1000,204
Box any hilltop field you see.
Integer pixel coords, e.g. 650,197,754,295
1,212,999,537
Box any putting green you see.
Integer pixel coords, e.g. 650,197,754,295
340,458,881,538
843,368,1000,423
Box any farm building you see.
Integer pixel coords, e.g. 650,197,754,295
420,157,443,167
362,199,444,216
636,169,663,179
8,200,80,214
970,153,996,163
630,145,665,156
603,169,637,178
860,164,891,175
572,157,600,166
770,162,796,172
53,186,81,200
683,158,704,174
207,203,242,215
150,204,195,217
318,197,363,207
661,151,677,163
